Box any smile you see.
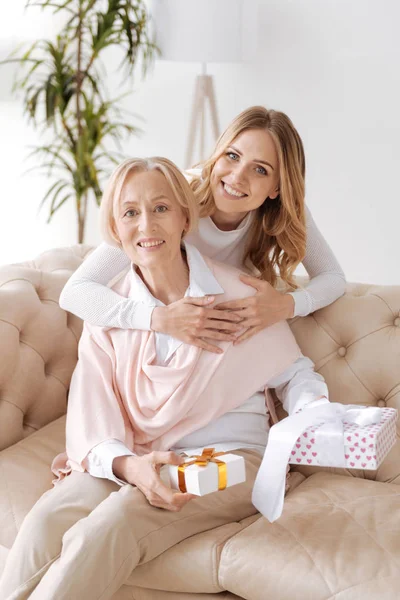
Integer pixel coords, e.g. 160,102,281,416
222,182,247,198
137,239,165,249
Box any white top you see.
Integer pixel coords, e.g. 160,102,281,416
59,207,346,328
84,243,329,486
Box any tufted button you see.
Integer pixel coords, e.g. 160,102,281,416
394,317,400,327
337,347,347,357
377,399,387,408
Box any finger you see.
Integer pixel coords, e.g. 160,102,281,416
239,274,265,291
230,314,262,327
149,492,195,512
170,492,196,510
204,319,243,332
189,338,224,354
200,330,237,342
183,295,215,306
214,299,251,311
152,477,191,508
206,309,243,323
151,451,185,466
226,307,259,320
233,325,264,344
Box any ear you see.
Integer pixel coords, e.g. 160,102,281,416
184,215,190,232
268,186,280,200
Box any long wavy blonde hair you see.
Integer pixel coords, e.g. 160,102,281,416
190,106,306,289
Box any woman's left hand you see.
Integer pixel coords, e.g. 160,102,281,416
214,274,295,344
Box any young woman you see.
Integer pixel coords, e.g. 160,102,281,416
0,157,329,599
59,106,345,351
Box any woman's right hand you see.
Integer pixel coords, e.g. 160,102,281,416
150,296,243,353
113,451,195,512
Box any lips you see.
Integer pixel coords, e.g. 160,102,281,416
222,181,247,198
137,239,165,248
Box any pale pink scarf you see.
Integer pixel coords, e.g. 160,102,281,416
52,258,301,481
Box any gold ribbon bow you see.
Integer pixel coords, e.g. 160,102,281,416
177,447,228,493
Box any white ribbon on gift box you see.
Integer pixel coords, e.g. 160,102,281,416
251,402,382,523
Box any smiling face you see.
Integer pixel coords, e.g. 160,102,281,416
115,169,188,269
210,128,280,220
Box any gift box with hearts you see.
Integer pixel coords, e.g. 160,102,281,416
289,406,397,470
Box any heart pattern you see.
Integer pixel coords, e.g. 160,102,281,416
289,407,397,470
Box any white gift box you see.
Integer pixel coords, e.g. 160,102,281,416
289,407,397,470
161,451,246,496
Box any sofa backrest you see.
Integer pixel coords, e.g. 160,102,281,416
0,246,92,450
0,245,399,483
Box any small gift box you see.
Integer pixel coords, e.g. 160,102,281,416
162,448,246,496
289,406,397,470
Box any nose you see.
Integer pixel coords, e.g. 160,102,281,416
138,209,156,233
230,161,248,185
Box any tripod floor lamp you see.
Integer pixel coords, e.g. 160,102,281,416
151,0,245,168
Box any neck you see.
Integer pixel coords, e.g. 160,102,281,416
137,249,189,305
211,209,248,231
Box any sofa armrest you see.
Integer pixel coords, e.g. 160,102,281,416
0,245,93,450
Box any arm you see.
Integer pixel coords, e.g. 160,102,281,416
69,327,194,510
65,326,134,467
59,243,154,330
267,356,329,415
215,206,346,342
289,206,346,317
60,242,240,348
86,439,135,486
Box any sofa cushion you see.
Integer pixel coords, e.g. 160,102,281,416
0,415,66,549
219,472,400,600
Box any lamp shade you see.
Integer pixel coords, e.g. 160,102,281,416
150,0,245,63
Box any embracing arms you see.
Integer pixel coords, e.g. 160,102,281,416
60,206,345,344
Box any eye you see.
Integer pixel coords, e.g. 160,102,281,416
155,205,168,213
226,151,239,161
124,209,138,217
255,165,268,176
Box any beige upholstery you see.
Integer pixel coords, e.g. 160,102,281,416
0,245,400,599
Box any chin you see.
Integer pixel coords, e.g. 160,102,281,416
215,197,248,214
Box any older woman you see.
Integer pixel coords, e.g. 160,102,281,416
0,157,328,600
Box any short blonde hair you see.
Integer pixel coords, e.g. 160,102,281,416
100,157,199,246
190,106,306,290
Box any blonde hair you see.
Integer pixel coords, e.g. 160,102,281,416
100,157,199,246
190,106,306,289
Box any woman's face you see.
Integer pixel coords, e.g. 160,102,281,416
210,128,280,216
115,170,188,269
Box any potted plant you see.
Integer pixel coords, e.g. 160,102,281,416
3,0,157,242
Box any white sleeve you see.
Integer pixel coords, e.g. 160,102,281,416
85,439,136,486
289,206,346,317
59,243,154,330
267,356,329,415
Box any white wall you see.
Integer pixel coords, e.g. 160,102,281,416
0,0,399,285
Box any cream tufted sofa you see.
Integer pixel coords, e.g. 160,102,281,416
0,245,400,600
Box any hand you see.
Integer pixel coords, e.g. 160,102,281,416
150,296,243,354
113,451,195,512
214,274,295,345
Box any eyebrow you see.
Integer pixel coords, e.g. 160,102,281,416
229,146,275,171
121,195,169,207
